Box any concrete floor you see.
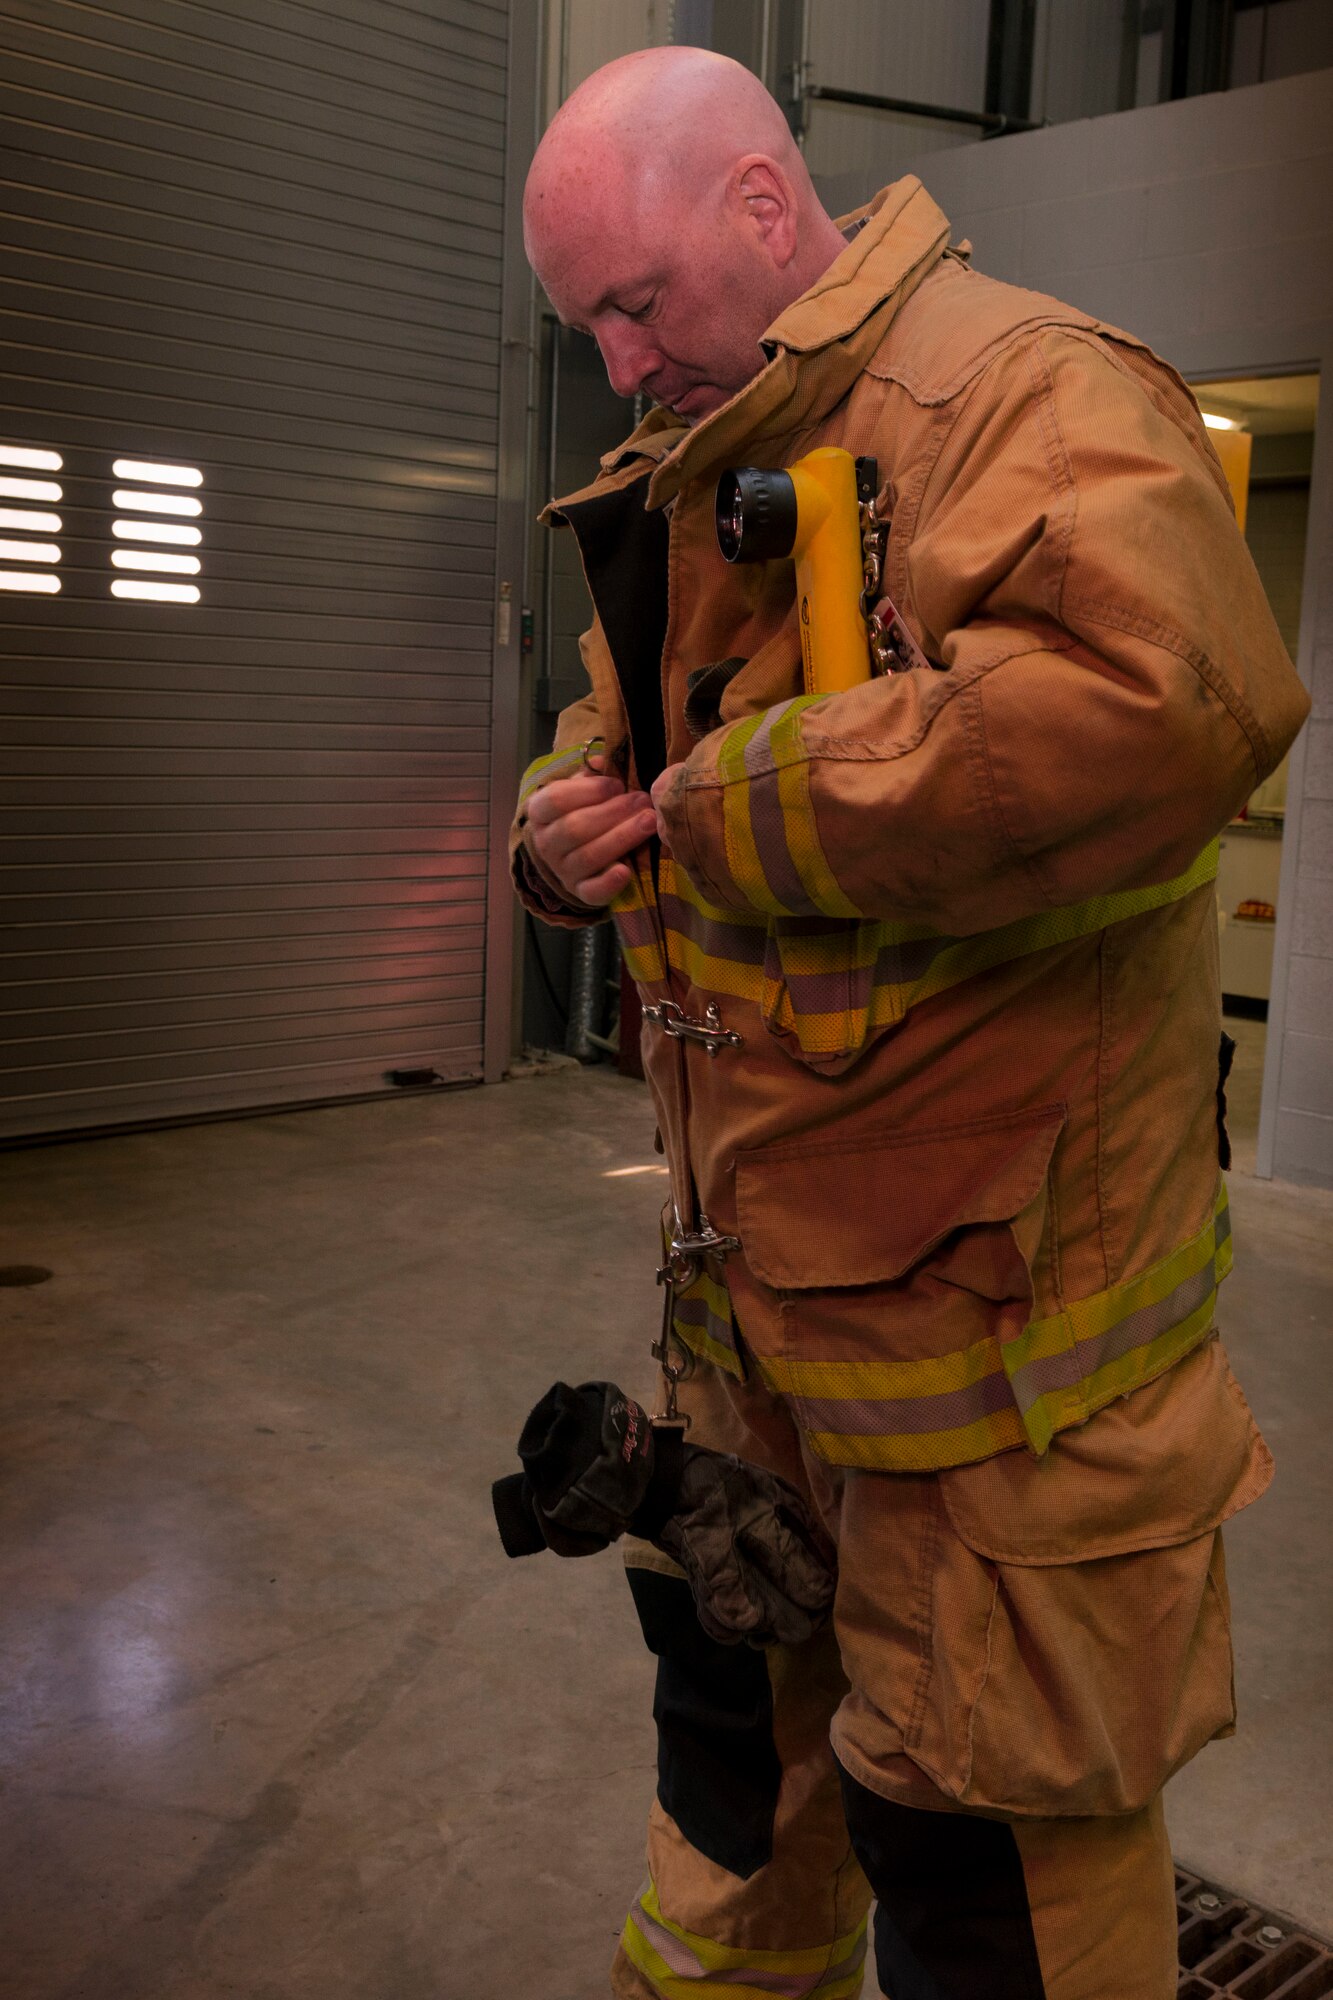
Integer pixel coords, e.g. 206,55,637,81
0,1049,1329,1999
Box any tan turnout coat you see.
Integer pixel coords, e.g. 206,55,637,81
512,183,1308,1803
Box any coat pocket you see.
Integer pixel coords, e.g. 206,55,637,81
758,915,898,1075
734,1104,1068,1470
758,913,979,1076
912,1340,1272,1815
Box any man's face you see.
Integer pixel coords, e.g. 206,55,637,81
534,195,774,424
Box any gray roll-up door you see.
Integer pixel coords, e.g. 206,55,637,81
0,0,513,1140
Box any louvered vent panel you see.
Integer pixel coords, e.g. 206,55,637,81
0,0,510,1138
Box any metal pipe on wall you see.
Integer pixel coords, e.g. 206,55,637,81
542,317,561,688
557,0,570,105
803,81,1043,136
566,924,610,1062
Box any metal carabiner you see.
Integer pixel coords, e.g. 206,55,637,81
651,1264,695,1430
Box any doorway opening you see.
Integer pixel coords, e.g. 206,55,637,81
1187,370,1319,1172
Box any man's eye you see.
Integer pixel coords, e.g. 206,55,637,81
624,296,657,322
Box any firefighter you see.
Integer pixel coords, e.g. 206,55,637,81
510,46,1309,2000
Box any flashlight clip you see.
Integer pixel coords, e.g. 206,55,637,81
856,455,889,618
856,458,934,675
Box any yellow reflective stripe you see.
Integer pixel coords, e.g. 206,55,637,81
1025,1287,1222,1452
761,1331,1004,1404
661,857,768,929
659,858,769,998
518,738,595,803
622,1879,868,1999
718,713,784,912
765,1189,1231,1471
768,704,861,920
622,948,666,986
806,1409,1026,1473
882,842,1221,1019
612,851,667,984
669,1259,744,1377
1014,1184,1229,1368
666,836,1216,974
674,1323,746,1378
1012,1190,1233,1452
656,838,1218,1054
681,1266,731,1323
666,934,769,1001
706,682,1220,939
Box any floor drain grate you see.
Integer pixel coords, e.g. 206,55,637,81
1177,1866,1333,1996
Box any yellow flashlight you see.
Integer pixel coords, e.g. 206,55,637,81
715,447,876,695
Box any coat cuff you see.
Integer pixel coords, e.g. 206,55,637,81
662,699,862,919
511,836,604,929
510,737,607,929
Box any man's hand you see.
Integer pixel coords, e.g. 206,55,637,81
525,762,658,905
651,764,686,851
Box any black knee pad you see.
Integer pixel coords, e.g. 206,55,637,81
628,1565,781,1880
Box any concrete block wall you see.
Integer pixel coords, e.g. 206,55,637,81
892,67,1333,1186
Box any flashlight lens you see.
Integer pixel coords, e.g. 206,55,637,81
716,472,745,562
715,466,798,564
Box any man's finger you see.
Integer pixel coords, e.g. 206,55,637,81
525,771,624,825
556,811,658,882
650,763,685,806
572,860,634,904
537,792,653,860
650,761,686,852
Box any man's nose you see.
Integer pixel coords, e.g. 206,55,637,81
595,323,657,401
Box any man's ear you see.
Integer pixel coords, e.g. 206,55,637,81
734,157,798,268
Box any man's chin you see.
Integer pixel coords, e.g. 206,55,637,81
670,386,724,423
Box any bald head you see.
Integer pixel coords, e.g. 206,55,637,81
526,48,805,238
525,49,847,423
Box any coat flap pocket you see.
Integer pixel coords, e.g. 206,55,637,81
940,1338,1272,1565
734,1104,1066,1290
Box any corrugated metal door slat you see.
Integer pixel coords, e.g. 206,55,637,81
0,0,509,1138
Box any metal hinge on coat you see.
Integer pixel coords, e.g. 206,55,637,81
642,998,743,1057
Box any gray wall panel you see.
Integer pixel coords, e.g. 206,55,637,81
803,0,991,217
0,0,516,1137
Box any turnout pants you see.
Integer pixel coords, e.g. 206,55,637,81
610,1333,1267,2000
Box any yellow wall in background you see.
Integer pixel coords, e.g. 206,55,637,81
1210,427,1254,531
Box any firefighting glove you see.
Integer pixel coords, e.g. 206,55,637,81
491,1380,837,1648
650,1445,837,1650
492,1379,658,1560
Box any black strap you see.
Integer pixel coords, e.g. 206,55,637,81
491,1473,545,1557
627,1425,685,1543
